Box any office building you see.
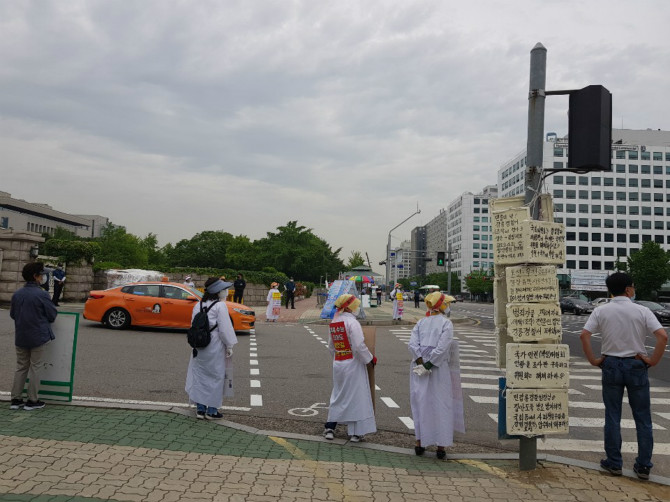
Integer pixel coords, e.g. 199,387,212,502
497,128,670,276
410,226,427,277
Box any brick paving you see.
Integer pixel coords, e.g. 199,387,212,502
2,404,670,501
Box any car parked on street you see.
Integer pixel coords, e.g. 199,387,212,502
559,297,594,315
83,281,255,333
634,300,670,326
590,298,611,308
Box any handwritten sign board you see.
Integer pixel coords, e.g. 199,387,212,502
493,215,565,266
506,265,559,303
506,303,562,341
492,208,529,264
495,326,514,368
506,389,569,435
506,344,569,388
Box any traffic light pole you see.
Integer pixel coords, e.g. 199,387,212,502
519,42,547,472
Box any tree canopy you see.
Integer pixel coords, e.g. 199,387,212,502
623,241,670,300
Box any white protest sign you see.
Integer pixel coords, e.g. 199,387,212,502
506,389,569,435
32,312,79,402
506,344,569,388
506,265,559,303
506,303,562,341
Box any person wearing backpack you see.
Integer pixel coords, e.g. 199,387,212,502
185,277,237,420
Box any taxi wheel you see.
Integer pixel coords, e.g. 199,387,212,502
104,308,131,330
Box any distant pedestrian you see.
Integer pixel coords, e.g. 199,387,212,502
323,294,376,442
40,266,52,292
10,262,58,411
390,283,404,321
51,263,66,306
183,276,195,289
285,277,296,309
580,272,668,480
414,289,421,308
233,274,246,304
266,282,281,322
185,278,237,420
376,288,382,306
409,292,463,459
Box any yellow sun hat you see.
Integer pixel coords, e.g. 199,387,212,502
271,282,278,288
425,291,455,312
334,294,361,312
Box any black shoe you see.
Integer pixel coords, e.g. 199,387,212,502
634,464,650,480
414,446,425,456
205,411,224,420
600,459,622,476
196,410,206,420
10,399,24,410
436,449,446,460
24,400,46,411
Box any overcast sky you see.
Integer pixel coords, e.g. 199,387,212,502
2,1,669,271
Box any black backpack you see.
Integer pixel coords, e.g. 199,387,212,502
187,300,218,357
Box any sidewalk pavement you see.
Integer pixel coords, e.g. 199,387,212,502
2,401,670,501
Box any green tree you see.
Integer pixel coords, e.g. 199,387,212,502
464,269,493,296
167,230,234,268
254,221,344,282
94,224,149,268
626,241,670,300
346,251,366,269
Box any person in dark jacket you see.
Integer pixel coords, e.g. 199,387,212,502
9,262,58,411
233,274,246,304
285,278,296,309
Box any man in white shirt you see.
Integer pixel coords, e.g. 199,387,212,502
580,272,668,480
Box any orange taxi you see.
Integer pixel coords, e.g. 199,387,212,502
83,281,255,333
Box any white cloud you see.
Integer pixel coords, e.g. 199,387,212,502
1,0,669,270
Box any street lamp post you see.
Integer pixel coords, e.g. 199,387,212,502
386,207,421,291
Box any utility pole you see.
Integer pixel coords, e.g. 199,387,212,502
519,41,547,472
446,242,453,294
386,207,421,291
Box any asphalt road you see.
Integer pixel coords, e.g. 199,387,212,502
2,302,670,478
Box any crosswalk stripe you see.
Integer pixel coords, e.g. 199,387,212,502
381,397,400,408
487,413,665,430
398,416,415,429
538,439,670,456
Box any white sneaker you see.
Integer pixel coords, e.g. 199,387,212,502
324,429,334,440
350,435,363,443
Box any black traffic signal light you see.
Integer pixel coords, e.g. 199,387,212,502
437,251,445,266
568,85,612,172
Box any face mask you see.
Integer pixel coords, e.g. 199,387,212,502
40,274,47,283
445,307,451,315
218,290,228,300
631,294,636,301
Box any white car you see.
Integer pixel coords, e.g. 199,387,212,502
591,298,611,308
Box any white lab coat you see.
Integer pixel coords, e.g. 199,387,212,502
185,299,238,408
391,288,404,319
266,288,281,320
326,311,377,436
408,314,465,447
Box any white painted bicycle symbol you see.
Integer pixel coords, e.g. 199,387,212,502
288,402,328,417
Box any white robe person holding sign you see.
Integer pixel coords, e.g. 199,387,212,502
409,291,464,459
185,278,238,420
390,283,404,320
265,282,281,322
323,294,377,442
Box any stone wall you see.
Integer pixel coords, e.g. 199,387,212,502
0,230,43,303
63,264,95,302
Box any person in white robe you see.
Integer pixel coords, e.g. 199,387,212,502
390,283,404,320
409,291,465,459
185,278,237,420
266,282,281,322
324,294,377,442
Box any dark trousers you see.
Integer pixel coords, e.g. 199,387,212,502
325,421,337,430
233,290,244,303
52,281,64,305
286,291,295,308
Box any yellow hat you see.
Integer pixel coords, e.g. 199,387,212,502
425,292,455,312
334,294,361,312
271,282,278,288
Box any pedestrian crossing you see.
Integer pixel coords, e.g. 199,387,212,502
390,326,670,457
